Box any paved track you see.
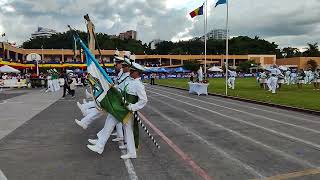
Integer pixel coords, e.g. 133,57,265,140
144,85,320,180
0,86,319,180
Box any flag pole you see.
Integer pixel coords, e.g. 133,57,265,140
225,0,229,95
204,0,207,79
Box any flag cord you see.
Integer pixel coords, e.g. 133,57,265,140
134,112,161,149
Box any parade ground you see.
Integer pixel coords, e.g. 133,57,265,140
156,78,320,111
1,85,320,180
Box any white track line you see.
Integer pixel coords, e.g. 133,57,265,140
147,105,265,178
149,88,320,134
147,89,320,151
0,100,7,105
118,141,138,180
0,170,7,180
150,96,317,168
151,86,320,124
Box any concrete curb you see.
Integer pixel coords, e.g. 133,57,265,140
156,84,320,116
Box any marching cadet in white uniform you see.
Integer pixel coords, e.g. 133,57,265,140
258,70,267,89
308,69,314,84
75,105,104,130
285,70,291,85
111,56,131,142
277,71,285,90
290,70,297,85
87,60,147,159
45,70,54,93
267,65,281,94
313,69,320,90
227,68,237,90
297,69,305,89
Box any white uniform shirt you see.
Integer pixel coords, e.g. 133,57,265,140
260,72,267,79
228,70,237,77
114,69,123,85
117,72,130,91
290,72,297,78
285,71,291,77
268,68,281,76
126,78,148,112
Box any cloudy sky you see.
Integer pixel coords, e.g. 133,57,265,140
0,0,320,49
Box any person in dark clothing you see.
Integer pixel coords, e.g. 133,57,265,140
150,73,155,85
62,73,73,98
190,72,194,82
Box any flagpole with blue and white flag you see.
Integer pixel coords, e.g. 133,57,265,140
215,0,228,95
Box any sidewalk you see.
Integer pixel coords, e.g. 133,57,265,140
0,89,62,140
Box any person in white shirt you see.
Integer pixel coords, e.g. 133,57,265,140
266,65,281,94
227,69,237,90
45,73,53,93
290,70,297,85
258,70,267,89
313,69,320,90
277,71,285,90
87,60,147,159
197,66,203,82
285,70,291,85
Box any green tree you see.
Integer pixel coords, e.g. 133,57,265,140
183,60,201,72
303,43,320,57
306,59,318,71
281,47,301,58
238,60,256,73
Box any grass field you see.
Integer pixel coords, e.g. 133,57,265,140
151,78,320,111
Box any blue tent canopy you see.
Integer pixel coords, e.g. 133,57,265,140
174,67,190,73
157,67,170,73
105,68,115,73
144,67,153,73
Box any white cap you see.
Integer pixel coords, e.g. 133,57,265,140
114,50,120,56
129,54,136,62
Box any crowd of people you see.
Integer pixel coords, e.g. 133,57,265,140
257,65,320,93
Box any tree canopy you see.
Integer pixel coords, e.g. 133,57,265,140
21,30,319,58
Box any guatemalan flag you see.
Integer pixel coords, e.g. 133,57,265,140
76,37,133,124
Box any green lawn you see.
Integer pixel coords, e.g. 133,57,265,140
151,78,320,111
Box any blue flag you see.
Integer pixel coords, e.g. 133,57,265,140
215,0,227,7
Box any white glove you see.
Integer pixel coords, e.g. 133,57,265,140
126,104,132,111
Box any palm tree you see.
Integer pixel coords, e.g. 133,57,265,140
303,43,320,57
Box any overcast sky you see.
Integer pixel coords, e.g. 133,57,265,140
0,0,320,49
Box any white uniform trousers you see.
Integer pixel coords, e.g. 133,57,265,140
46,80,53,92
269,76,278,94
54,79,60,91
285,77,290,85
97,122,124,140
82,101,95,110
80,108,102,127
290,77,296,84
96,114,124,149
123,117,136,156
267,78,273,91
227,77,235,89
